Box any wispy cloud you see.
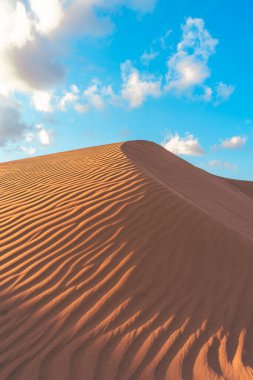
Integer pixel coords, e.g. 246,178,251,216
141,50,159,65
162,132,205,156
159,29,172,50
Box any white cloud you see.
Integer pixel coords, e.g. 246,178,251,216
84,83,105,110
219,136,247,149
19,124,53,156
0,1,33,50
162,132,205,156
165,18,218,95
0,94,53,153
167,54,210,91
32,91,53,112
207,159,237,171
121,60,162,108
29,0,63,34
57,81,117,113
36,124,53,145
89,93,104,110
82,81,118,111
0,0,157,97
0,6,235,155
0,1,64,95
58,84,80,111
215,82,235,103
58,87,79,111
0,1,159,153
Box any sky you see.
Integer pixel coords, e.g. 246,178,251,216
0,0,253,179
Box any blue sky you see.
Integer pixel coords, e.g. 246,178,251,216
0,0,253,179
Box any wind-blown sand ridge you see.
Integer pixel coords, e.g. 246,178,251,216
1,140,253,380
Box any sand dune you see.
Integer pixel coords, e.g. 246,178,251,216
1,140,253,380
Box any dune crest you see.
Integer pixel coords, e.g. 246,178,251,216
1,140,253,380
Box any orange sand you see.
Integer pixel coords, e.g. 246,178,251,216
1,140,253,380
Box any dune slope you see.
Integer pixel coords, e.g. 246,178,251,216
1,140,253,380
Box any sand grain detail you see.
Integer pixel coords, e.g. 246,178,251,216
1,140,253,380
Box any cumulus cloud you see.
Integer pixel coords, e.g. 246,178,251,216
207,159,237,171
0,96,30,147
0,1,33,50
0,94,53,154
0,0,159,154
165,18,218,95
83,83,105,110
19,124,53,156
36,124,53,145
0,89,54,154
0,0,157,97
58,87,79,111
219,136,247,149
32,91,53,112
0,1,65,95
29,0,64,35
80,81,119,111
60,70,161,111
8,39,65,92
121,60,162,108
162,132,205,156
0,5,234,138
57,80,118,113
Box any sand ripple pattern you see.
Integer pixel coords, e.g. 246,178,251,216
1,141,253,380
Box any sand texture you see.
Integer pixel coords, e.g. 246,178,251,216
1,140,253,380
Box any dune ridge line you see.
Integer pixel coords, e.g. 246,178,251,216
1,140,253,380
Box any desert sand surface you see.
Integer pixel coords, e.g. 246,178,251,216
1,140,253,380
